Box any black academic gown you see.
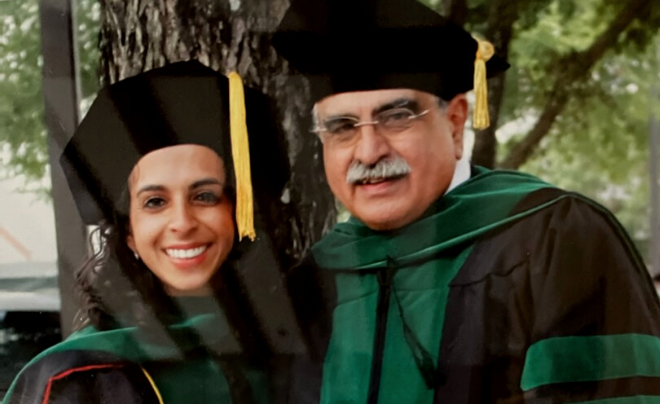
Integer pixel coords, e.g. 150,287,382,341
287,168,660,404
3,298,277,404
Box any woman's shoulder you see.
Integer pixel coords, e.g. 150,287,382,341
3,330,160,404
2,326,162,404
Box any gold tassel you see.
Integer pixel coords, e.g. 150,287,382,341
140,367,164,404
472,36,495,130
228,72,256,241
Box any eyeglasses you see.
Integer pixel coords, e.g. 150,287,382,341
313,108,430,145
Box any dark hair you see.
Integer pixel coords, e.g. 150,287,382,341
73,167,272,361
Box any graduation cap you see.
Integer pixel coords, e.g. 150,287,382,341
61,60,288,240
273,0,510,129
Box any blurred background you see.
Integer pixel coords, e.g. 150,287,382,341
0,0,658,398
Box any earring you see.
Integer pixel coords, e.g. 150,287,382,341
134,251,140,260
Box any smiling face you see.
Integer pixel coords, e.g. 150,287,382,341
316,89,467,231
126,144,235,296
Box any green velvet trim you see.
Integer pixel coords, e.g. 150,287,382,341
312,167,556,270
50,313,233,361
570,396,660,404
521,334,660,391
4,313,242,403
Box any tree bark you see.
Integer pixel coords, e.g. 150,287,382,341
98,0,335,263
499,0,652,169
439,0,468,26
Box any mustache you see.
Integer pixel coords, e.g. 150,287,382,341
346,157,411,184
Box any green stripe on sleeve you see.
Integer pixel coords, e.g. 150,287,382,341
570,396,660,404
521,334,660,391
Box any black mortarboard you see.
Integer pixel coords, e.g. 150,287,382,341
273,0,510,127
61,60,288,237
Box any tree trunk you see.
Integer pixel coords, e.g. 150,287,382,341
470,0,519,168
439,0,468,26
442,0,518,168
98,0,336,264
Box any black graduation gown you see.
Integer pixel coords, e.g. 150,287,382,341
3,302,277,404
286,171,660,404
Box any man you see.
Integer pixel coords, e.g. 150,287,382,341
274,0,660,403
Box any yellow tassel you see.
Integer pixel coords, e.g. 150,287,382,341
140,367,164,404
228,72,256,241
472,36,495,130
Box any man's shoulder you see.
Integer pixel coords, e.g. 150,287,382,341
472,186,637,269
305,170,627,270
509,187,623,232
451,187,643,288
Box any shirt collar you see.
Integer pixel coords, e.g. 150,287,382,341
444,157,471,196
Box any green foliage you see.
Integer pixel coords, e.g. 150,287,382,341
0,0,48,185
77,0,102,103
428,0,659,256
519,31,660,257
0,0,100,196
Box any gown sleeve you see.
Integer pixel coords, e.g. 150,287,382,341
521,194,660,402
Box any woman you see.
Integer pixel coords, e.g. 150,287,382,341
3,60,293,404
